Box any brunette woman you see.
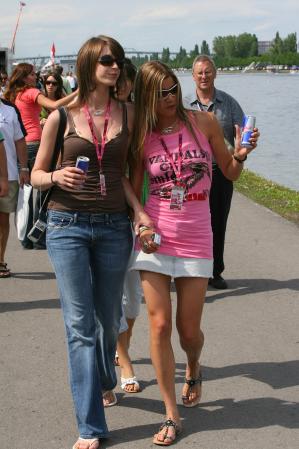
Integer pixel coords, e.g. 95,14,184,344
40,71,65,124
130,61,259,445
4,63,77,249
31,36,151,449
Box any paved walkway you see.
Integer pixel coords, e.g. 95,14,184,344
1,192,299,449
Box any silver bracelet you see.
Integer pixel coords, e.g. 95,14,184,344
20,167,29,172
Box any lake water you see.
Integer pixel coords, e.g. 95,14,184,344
178,72,299,192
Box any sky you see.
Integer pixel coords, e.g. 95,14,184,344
1,0,299,58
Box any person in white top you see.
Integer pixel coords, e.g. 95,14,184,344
0,99,29,276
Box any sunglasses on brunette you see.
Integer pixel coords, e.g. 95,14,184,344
45,80,58,86
158,83,178,99
98,55,124,69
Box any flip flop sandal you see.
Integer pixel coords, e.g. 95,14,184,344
0,262,11,278
120,376,141,393
102,390,117,407
153,419,182,446
182,372,202,408
72,437,100,449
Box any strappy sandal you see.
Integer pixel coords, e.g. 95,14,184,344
0,262,11,278
153,419,182,446
72,437,100,449
120,376,141,393
181,372,202,408
102,390,117,407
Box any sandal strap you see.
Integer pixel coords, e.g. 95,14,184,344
159,419,180,435
121,376,139,388
185,372,202,387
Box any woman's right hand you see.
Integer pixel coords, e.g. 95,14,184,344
52,166,87,190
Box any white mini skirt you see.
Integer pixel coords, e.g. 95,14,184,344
130,251,213,279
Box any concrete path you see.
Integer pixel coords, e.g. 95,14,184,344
1,192,299,449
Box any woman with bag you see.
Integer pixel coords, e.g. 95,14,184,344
31,35,151,449
130,61,259,445
4,63,77,249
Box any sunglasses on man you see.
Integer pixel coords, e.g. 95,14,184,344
98,55,124,69
158,83,178,99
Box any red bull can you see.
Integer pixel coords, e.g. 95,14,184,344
76,156,89,173
241,115,256,148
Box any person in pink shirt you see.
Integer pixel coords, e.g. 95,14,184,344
130,61,259,446
4,63,77,248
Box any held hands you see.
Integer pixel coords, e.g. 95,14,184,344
234,124,260,161
52,166,87,190
138,227,160,254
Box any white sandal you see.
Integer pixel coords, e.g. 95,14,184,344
120,376,141,393
72,437,100,449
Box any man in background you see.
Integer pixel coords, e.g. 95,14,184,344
190,55,244,289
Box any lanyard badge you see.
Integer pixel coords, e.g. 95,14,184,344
83,99,111,196
160,133,185,210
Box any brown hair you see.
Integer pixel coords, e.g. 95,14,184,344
75,35,125,107
43,71,64,100
132,61,202,160
4,63,34,103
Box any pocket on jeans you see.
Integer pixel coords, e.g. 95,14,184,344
110,216,131,231
47,213,74,229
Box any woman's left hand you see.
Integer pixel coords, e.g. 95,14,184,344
234,124,260,160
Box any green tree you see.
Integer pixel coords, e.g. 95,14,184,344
270,32,284,54
161,47,170,63
200,40,210,55
213,36,226,57
283,33,297,53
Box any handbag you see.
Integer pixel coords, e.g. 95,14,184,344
27,107,67,243
14,183,33,240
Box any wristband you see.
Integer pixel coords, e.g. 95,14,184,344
20,167,29,172
50,171,58,185
233,154,247,164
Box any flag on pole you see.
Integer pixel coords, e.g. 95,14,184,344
51,42,56,65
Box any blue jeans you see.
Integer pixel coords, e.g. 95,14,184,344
46,210,132,438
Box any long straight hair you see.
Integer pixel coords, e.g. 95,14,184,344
75,35,125,107
4,63,34,103
131,61,201,162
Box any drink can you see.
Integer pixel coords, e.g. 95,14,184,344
75,156,89,173
241,115,256,148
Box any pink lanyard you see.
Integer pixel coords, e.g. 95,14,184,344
160,133,184,181
83,98,111,173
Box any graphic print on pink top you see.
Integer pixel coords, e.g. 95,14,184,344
139,122,214,259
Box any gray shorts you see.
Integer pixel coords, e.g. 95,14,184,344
0,181,19,213
130,251,213,279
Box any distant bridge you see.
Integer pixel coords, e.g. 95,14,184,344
13,49,180,67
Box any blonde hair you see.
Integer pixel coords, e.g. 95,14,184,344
75,35,125,107
131,61,202,161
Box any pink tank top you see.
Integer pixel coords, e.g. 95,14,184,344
139,122,213,259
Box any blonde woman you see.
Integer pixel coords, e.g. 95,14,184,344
130,61,259,445
31,36,151,449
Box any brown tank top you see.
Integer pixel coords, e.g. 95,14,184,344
48,103,129,213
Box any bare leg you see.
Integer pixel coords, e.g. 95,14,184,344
0,212,9,263
140,271,181,443
175,276,208,406
116,319,141,393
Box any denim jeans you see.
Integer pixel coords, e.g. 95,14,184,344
46,210,132,438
